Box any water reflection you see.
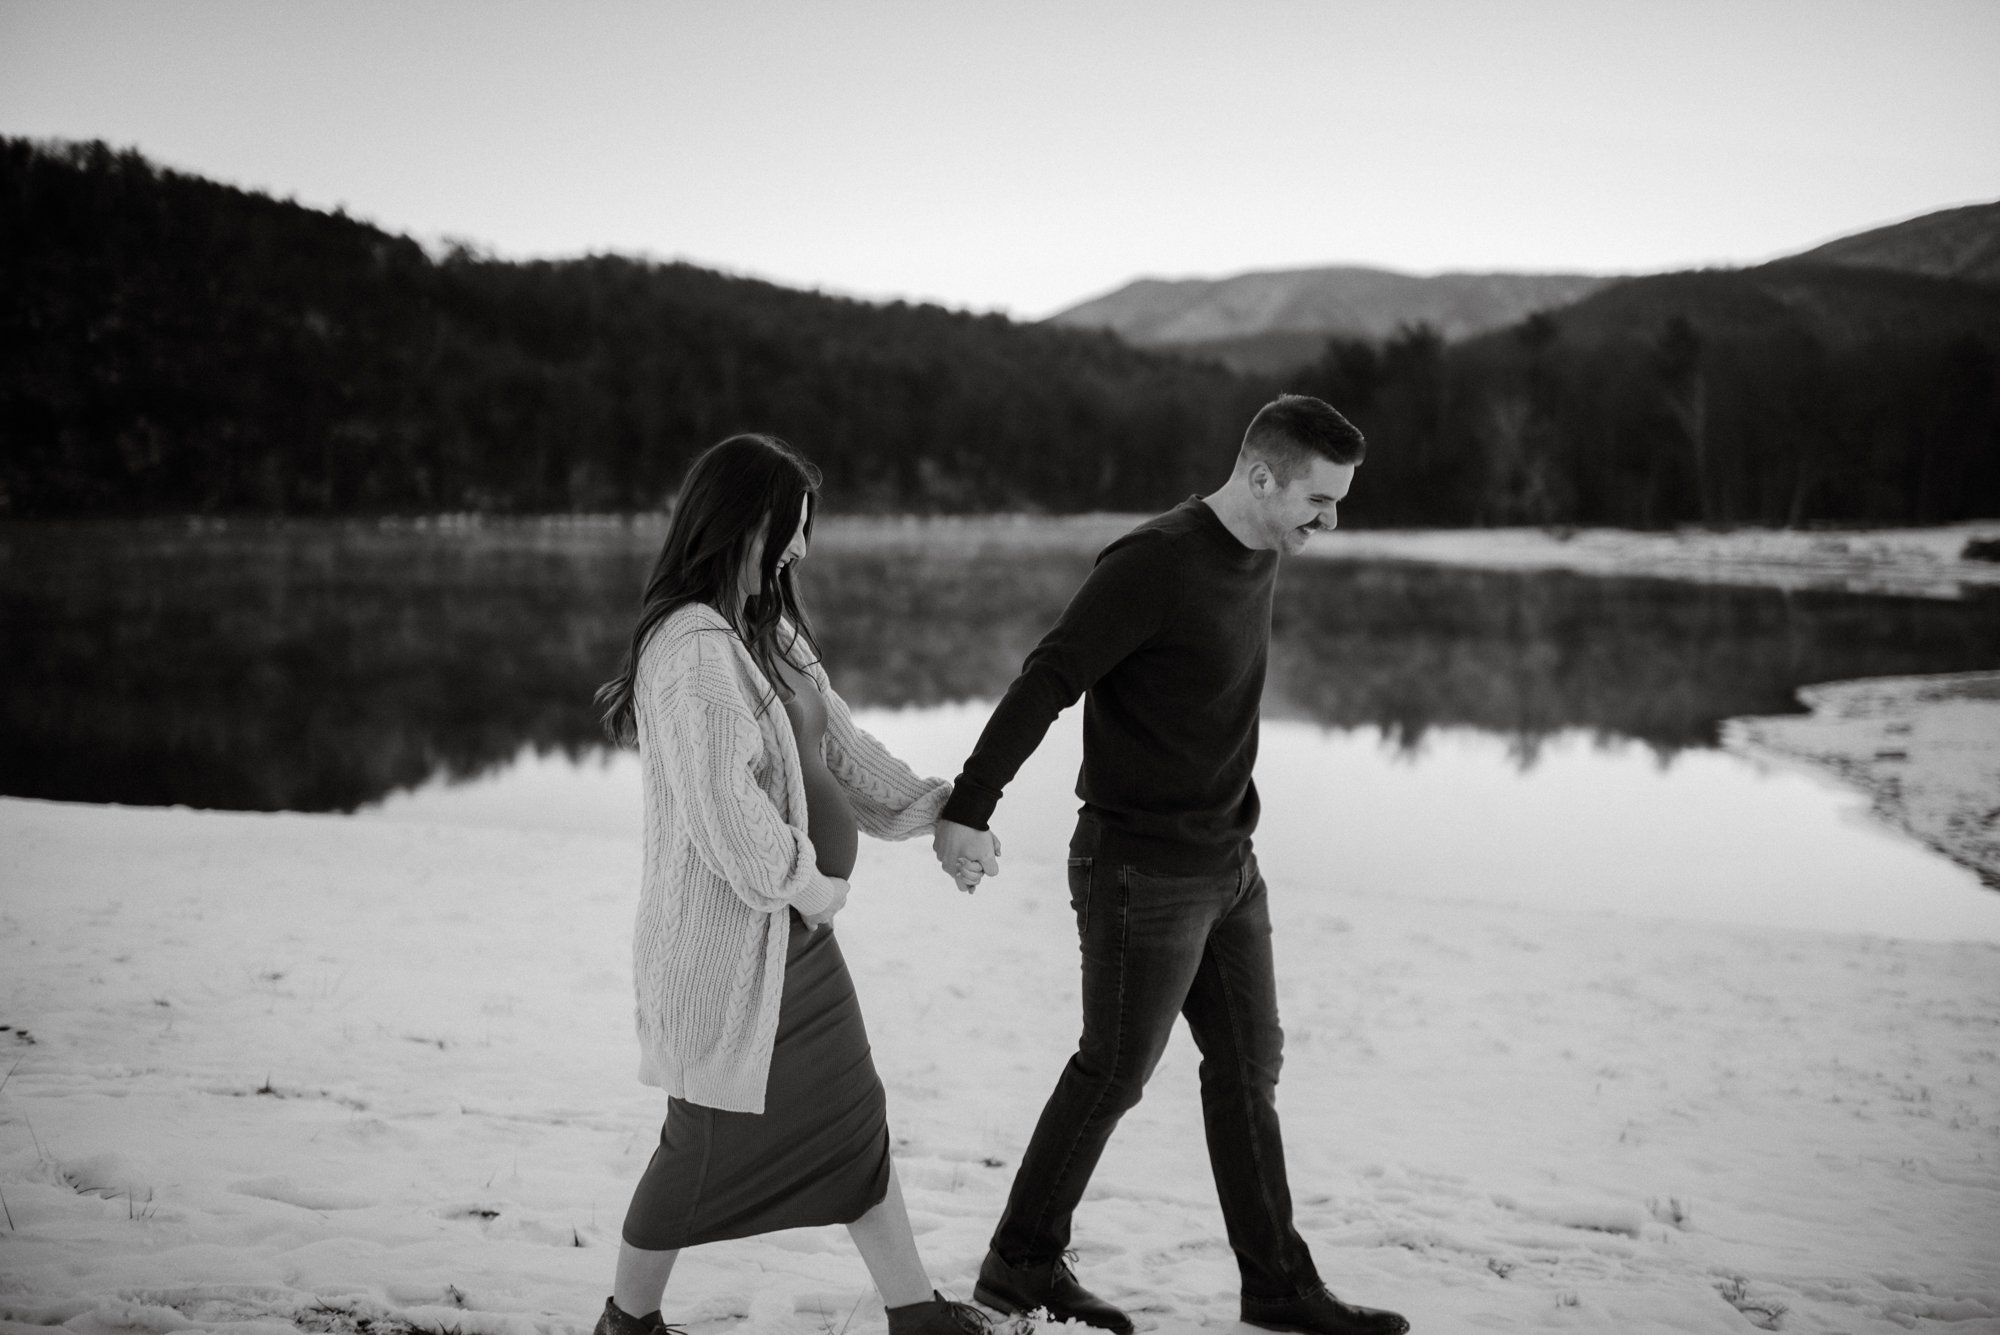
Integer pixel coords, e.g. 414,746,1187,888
1269,563,2000,758
364,711,2000,943
4,518,1998,811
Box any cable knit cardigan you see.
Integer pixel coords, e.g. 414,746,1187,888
631,601,951,1113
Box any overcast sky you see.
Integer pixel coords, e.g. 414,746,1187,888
4,0,1996,317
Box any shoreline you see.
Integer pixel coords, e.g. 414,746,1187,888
1300,522,2000,600
1725,671,2000,889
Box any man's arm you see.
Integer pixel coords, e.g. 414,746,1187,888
938,531,1175,835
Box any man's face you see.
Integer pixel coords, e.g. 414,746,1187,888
1256,456,1357,553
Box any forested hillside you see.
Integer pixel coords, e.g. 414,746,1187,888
1,139,1261,516
1287,263,2000,526
5,138,1997,524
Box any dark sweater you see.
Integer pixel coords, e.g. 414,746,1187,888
939,498,1277,873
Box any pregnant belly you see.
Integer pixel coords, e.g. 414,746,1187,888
799,762,859,880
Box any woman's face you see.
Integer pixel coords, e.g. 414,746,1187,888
778,494,810,571
734,493,811,607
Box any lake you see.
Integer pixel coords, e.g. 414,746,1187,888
6,516,2000,940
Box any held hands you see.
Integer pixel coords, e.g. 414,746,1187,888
799,877,849,930
932,819,1001,895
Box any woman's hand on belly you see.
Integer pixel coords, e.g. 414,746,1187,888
799,877,850,930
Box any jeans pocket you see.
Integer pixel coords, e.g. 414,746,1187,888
1066,857,1094,934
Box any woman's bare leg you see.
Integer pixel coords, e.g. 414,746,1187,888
612,1243,680,1319
845,1160,932,1307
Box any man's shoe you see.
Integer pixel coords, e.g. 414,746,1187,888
1241,1284,1409,1335
886,1291,994,1335
974,1249,1134,1335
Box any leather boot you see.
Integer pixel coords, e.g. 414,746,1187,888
886,1290,993,1335
1241,1284,1410,1334
973,1250,1133,1334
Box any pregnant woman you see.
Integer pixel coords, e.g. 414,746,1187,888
591,434,988,1335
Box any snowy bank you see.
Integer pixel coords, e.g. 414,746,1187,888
1726,671,2000,889
1301,524,2000,600
818,516,2000,599
3,794,1998,1334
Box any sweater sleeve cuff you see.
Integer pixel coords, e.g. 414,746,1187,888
938,775,1001,830
790,869,841,917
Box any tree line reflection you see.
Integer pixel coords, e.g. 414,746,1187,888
5,519,1996,811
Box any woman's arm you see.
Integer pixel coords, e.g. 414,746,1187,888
812,659,952,841
650,628,843,917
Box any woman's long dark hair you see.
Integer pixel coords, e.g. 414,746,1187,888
596,434,823,745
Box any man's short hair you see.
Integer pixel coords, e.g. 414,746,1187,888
1239,394,1366,481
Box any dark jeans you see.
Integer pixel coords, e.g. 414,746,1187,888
990,852,1321,1300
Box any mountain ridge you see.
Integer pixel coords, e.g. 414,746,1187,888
1051,199,2000,372
1781,200,2000,287
1050,265,1613,352
1534,260,2000,352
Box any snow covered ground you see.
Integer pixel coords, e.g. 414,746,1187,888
4,773,1998,1334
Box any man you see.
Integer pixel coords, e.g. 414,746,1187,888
933,395,1409,1335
